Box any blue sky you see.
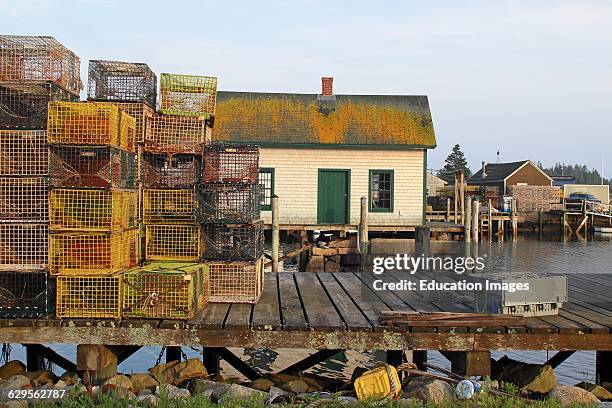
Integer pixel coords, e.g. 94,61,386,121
2,0,611,174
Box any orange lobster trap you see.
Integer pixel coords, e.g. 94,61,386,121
159,73,217,118
144,113,208,154
47,102,136,151
207,257,264,304
55,273,122,319
145,224,202,262
122,262,209,320
0,35,82,96
0,177,48,222
49,229,138,275
142,189,202,224
0,130,48,176
88,60,157,107
0,223,48,271
50,189,137,231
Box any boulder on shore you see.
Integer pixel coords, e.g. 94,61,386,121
575,382,612,401
548,384,600,405
149,358,207,385
403,377,455,404
492,356,557,394
0,361,25,380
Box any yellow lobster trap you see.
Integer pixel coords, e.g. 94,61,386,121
56,273,122,319
207,256,264,304
49,229,137,275
123,262,209,320
142,189,201,224
47,102,136,151
50,189,137,231
145,224,202,262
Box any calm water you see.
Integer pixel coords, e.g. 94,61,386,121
5,235,610,385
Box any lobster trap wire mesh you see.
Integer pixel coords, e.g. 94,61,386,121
0,35,82,95
159,73,217,118
143,189,201,224
49,145,136,189
200,183,261,224
50,189,137,231
144,113,207,154
145,224,202,261
88,60,157,107
0,223,48,271
0,177,48,222
122,263,208,320
203,143,259,184
203,222,264,262
0,130,48,176
47,102,136,151
49,229,138,275
141,153,201,189
115,102,154,144
208,257,264,303
0,82,77,130
55,273,122,319
0,271,49,318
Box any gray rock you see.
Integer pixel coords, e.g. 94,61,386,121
60,371,79,386
224,383,266,399
155,384,190,399
138,388,153,396
404,377,455,404
1,400,28,408
576,382,612,401
137,393,159,406
188,378,227,397
549,384,600,405
0,375,30,390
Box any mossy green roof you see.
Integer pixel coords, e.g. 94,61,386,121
214,92,436,148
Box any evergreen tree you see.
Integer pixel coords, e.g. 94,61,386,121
438,144,471,183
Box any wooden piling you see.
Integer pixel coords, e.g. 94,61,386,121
488,199,493,241
511,198,518,240
471,200,479,243
272,195,279,273
459,171,465,224
446,198,451,222
359,196,369,255
464,197,472,243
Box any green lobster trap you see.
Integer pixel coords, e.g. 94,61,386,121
159,73,217,118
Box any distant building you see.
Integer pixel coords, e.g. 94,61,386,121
552,175,576,186
468,160,553,195
427,172,447,196
213,77,437,227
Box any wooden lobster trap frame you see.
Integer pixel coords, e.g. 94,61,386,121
144,113,208,154
142,189,202,224
200,183,261,224
49,229,138,276
0,223,48,271
122,262,209,320
56,273,122,319
50,189,137,231
207,256,264,303
203,221,264,262
0,130,48,176
0,35,82,96
88,60,157,107
159,73,217,118
0,271,49,318
203,143,259,184
141,152,202,189
0,81,77,130
145,224,202,262
115,102,154,144
49,145,136,189
0,177,48,222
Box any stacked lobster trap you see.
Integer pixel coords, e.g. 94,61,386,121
49,101,139,319
0,35,82,317
202,143,264,303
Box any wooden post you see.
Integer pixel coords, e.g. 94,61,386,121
538,210,543,238
446,198,451,222
272,195,279,272
464,197,472,243
488,199,493,241
511,198,518,240
25,344,44,372
459,171,465,224
359,196,369,256
454,172,459,224
472,200,479,243
415,226,431,262
596,351,612,385
203,348,220,376
442,351,491,377
166,346,181,363
77,344,118,385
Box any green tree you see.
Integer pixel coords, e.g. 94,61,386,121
438,144,471,183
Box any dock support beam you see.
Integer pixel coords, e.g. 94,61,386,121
280,349,343,375
464,197,472,243
441,351,491,377
359,197,369,270
76,344,118,385
511,198,518,240
272,195,280,272
471,200,479,243
597,351,612,385
203,348,220,376
25,344,44,372
415,226,431,260
166,346,182,363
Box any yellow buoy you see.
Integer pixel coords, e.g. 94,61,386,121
354,364,402,401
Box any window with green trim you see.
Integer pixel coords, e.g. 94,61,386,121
369,170,394,212
258,168,274,211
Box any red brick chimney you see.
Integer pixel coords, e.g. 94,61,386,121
321,77,333,96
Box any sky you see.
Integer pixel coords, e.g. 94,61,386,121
2,0,611,175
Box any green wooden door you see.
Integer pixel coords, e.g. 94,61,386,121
317,170,350,224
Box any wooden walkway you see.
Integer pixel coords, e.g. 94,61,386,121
0,273,610,352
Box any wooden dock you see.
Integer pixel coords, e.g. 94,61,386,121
0,272,610,380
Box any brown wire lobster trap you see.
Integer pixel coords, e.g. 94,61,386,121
115,102,154,144
145,224,202,262
0,177,48,222
0,271,49,318
0,35,82,96
0,223,48,271
142,189,202,224
200,183,261,224
144,113,208,154
56,273,122,319
0,130,48,176
159,73,217,118
203,221,264,262
49,229,138,275
141,153,202,189
122,262,209,320
50,189,137,231
47,102,136,151
203,143,259,184
88,60,157,107
49,145,136,189
0,82,78,130
207,257,264,303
